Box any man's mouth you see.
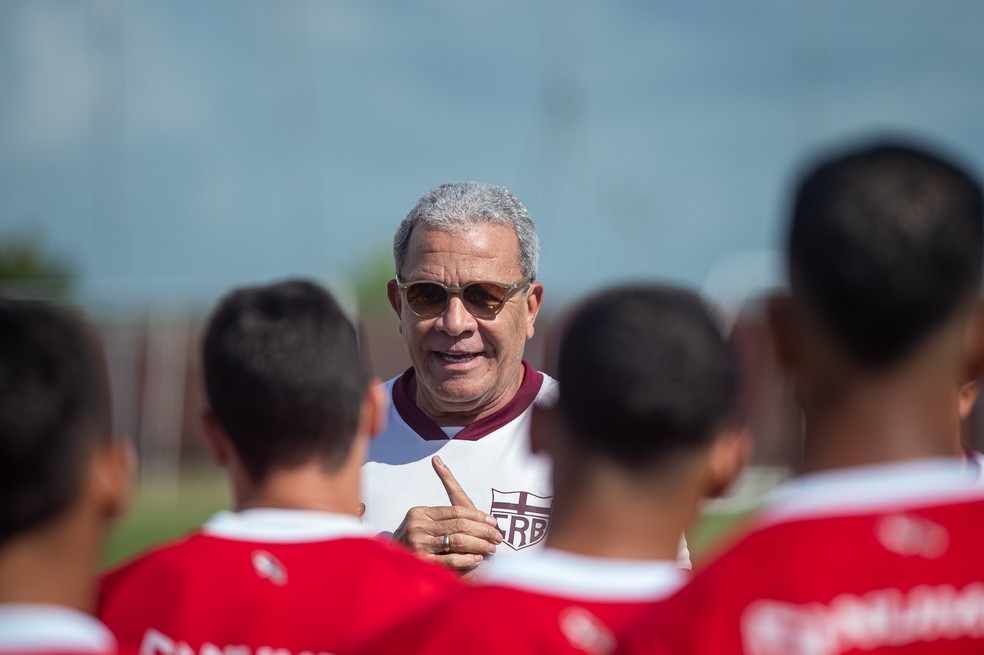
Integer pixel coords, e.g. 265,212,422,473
437,351,481,364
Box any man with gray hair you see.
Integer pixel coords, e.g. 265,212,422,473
361,182,555,573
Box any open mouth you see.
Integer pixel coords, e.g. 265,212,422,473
437,351,481,364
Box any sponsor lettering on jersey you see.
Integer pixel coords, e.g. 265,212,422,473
741,583,984,655
490,489,551,550
140,629,335,655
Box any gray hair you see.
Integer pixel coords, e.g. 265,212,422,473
393,182,539,280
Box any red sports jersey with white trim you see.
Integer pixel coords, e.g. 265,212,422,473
354,547,687,655
0,604,116,655
616,459,984,655
969,450,984,486
98,509,458,655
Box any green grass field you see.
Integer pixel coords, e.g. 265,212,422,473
103,466,748,570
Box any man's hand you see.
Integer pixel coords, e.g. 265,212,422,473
392,456,503,571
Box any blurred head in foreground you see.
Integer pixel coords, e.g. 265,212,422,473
0,299,129,609
533,285,747,559
772,140,984,462
202,279,384,514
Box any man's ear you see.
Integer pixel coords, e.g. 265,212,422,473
525,282,544,340
766,292,797,376
529,404,556,457
962,300,984,384
360,379,387,440
201,410,231,467
704,427,752,499
387,279,402,319
959,380,980,423
90,438,134,522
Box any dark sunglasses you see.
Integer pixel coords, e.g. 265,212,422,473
396,274,534,319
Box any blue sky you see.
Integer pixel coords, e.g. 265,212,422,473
2,0,984,313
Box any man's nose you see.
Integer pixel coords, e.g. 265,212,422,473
436,294,476,335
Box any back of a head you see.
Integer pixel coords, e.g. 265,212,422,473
0,299,110,546
393,181,540,279
203,280,368,482
556,285,738,469
789,140,984,369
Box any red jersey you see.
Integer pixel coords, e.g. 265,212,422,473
617,459,984,655
355,547,687,655
98,509,458,655
0,604,117,655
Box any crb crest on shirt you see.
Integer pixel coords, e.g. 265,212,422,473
490,489,552,550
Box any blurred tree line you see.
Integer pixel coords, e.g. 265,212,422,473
352,249,395,318
0,229,75,300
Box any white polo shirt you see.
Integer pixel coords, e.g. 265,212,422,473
361,361,556,557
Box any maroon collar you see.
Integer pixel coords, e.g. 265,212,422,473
392,360,544,442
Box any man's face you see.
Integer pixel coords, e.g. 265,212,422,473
387,223,543,419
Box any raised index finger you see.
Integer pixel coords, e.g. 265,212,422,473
432,455,478,510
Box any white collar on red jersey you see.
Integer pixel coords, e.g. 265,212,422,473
203,508,374,543
0,604,115,653
478,547,687,601
760,457,984,526
968,450,984,486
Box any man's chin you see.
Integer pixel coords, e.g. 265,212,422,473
431,380,489,406
420,370,491,408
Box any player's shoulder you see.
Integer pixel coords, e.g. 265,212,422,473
101,531,210,580
397,583,613,655
612,576,712,655
535,368,557,395
427,581,532,618
702,493,984,578
98,531,214,600
352,585,538,655
615,613,679,655
342,536,460,585
679,515,826,600
615,518,805,644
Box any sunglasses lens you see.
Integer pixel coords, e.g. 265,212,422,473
404,280,518,319
405,282,448,317
463,282,509,318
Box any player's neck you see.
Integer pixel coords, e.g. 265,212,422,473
801,372,961,474
544,464,697,562
234,461,362,517
0,510,101,611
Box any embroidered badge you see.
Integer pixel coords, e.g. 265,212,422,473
490,489,552,550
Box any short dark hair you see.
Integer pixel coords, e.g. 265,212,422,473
0,300,111,546
203,280,368,482
789,141,984,369
556,285,738,468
